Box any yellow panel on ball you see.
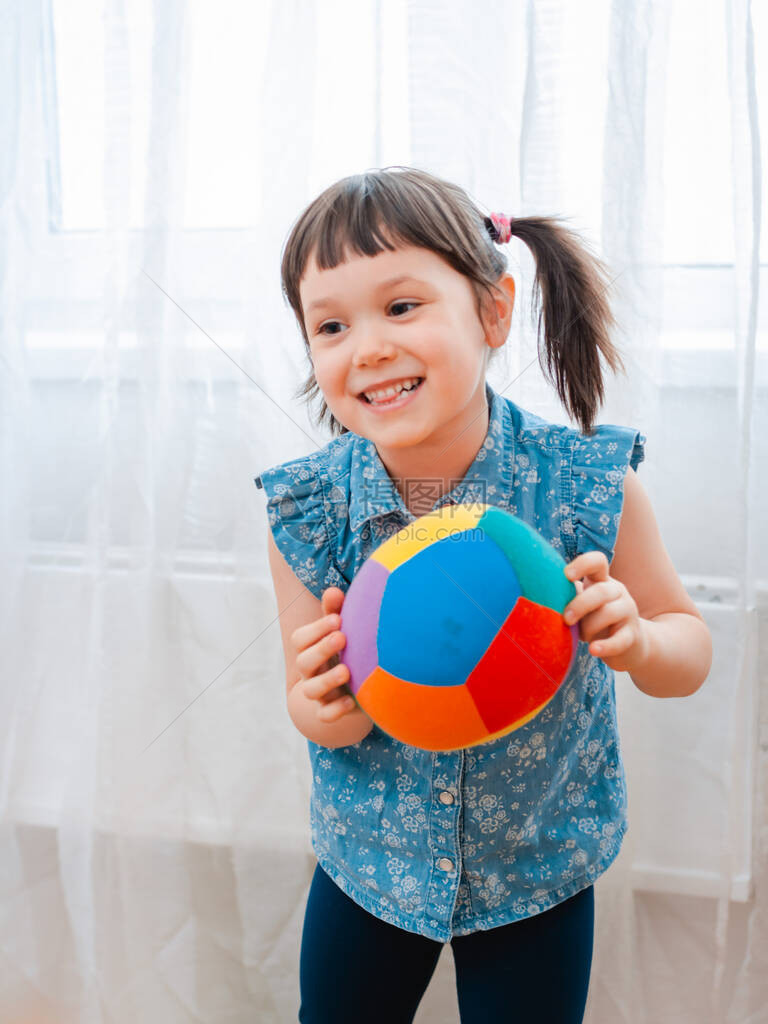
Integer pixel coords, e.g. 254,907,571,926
371,502,486,572
357,664,490,750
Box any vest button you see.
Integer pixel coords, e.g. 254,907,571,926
438,790,455,805
438,857,454,873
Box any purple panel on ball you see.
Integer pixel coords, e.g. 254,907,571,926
339,558,390,696
568,623,579,667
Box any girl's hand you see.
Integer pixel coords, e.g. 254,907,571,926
290,586,364,724
563,552,650,674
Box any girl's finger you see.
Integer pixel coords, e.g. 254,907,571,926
291,613,341,655
322,587,346,617
295,628,347,680
321,683,348,704
303,660,350,701
566,551,610,584
566,580,623,623
579,600,629,642
590,623,634,656
317,691,356,722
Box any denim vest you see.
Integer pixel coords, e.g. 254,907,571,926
255,382,646,941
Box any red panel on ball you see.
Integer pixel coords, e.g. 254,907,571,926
466,597,574,733
357,665,490,750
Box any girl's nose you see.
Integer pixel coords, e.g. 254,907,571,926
352,332,397,366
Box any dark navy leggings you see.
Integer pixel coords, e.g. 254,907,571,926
299,861,594,1023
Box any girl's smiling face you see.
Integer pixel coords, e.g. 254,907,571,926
299,243,514,458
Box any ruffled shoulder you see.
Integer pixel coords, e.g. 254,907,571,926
254,450,347,601
568,423,647,566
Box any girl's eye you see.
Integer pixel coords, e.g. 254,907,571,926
390,301,418,316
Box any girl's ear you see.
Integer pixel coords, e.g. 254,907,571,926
482,274,515,349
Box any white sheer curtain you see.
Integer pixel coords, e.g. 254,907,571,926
0,0,764,1021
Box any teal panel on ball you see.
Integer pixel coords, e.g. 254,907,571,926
477,507,577,612
377,530,522,687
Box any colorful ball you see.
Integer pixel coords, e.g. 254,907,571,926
339,502,579,751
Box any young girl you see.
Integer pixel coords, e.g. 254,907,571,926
255,166,712,1024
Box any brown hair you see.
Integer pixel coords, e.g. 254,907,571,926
280,165,626,437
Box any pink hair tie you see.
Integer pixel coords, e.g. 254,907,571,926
487,212,513,244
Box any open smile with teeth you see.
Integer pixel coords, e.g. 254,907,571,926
359,377,425,405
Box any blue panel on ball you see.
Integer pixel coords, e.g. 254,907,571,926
378,531,521,686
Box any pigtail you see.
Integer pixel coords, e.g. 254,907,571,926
503,216,626,436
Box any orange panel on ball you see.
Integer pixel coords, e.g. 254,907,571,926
466,597,574,733
357,665,490,751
